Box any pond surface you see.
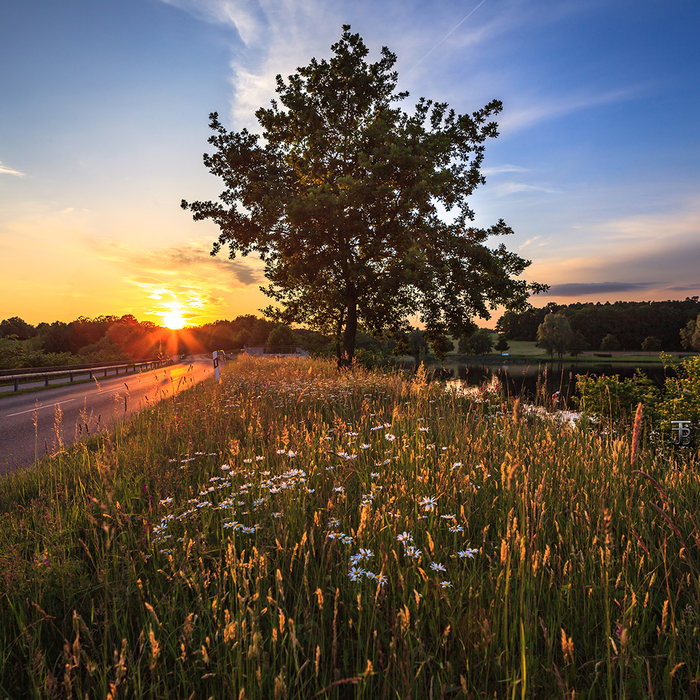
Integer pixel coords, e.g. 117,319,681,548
443,362,675,409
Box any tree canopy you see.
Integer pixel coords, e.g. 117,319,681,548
182,26,547,363
536,312,573,360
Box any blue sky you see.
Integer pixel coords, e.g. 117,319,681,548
1,0,699,327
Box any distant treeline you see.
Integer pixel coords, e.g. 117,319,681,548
0,315,333,370
496,298,700,351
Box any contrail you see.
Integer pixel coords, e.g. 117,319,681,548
404,0,490,76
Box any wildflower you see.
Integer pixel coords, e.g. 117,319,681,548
255,456,264,461
449,524,464,533
348,566,365,581
159,497,173,506
360,444,371,449
287,450,298,457
385,433,396,441
396,532,413,543
220,464,230,470
455,548,479,559
440,581,453,588
440,514,456,520
243,458,252,463
418,496,438,512
333,486,344,493
371,472,379,478
419,427,429,432
430,562,446,572
277,449,286,454
404,545,421,560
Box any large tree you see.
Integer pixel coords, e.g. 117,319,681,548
182,26,547,364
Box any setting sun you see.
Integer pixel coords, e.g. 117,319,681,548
162,309,185,330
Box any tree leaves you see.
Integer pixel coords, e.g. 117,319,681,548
182,26,547,361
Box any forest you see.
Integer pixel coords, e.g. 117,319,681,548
496,297,700,351
0,315,331,370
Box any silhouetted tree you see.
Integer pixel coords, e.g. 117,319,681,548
537,313,573,360
182,26,546,365
0,317,36,340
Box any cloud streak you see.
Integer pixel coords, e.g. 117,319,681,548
482,164,529,175
87,237,266,323
498,86,644,134
547,281,655,297
0,161,24,177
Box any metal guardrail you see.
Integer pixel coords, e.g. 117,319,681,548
242,346,310,357
0,358,172,393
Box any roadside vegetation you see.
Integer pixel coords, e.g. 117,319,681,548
1,355,699,698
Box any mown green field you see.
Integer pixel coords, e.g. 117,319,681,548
1,356,699,699
446,336,693,364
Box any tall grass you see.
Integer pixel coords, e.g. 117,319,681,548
1,356,699,699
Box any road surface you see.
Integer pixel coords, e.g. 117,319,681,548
0,356,216,476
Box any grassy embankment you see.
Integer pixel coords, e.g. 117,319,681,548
1,355,699,698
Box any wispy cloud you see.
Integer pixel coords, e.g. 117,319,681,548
492,182,560,195
0,160,24,177
88,237,266,322
92,238,262,285
498,86,644,133
527,197,700,300
157,0,628,136
518,235,541,250
482,164,528,175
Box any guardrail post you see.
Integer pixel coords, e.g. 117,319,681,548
70,372,74,383
89,370,93,379
45,376,49,387
14,379,18,392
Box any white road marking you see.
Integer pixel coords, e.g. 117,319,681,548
7,399,77,417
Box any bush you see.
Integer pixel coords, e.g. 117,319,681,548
655,354,700,445
575,355,700,447
574,371,659,424
600,334,620,351
641,336,662,351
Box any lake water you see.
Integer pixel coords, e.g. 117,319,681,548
443,362,674,409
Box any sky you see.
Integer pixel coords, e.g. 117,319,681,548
1,0,699,329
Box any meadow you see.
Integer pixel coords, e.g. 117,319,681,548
1,356,699,699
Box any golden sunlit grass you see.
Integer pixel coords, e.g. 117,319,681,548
1,356,699,698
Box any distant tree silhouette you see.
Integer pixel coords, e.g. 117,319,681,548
537,313,573,360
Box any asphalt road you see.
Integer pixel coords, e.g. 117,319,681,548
0,355,217,476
